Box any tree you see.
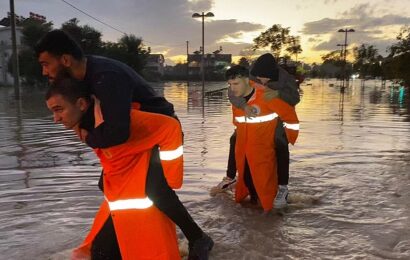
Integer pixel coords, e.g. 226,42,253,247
12,17,53,85
285,36,302,61
238,57,250,68
61,18,103,55
383,26,410,86
252,24,302,60
353,44,380,78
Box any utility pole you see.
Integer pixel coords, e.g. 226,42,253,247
337,28,355,92
9,0,21,100
186,40,189,80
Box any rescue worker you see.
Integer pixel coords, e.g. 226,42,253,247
46,77,185,259
212,54,300,209
226,65,299,212
36,30,213,259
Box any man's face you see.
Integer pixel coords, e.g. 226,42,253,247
38,52,67,83
228,77,250,97
256,76,270,85
46,94,86,129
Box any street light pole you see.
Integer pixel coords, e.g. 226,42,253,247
338,28,355,91
9,0,21,100
192,11,214,99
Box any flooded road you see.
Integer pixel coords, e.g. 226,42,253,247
0,79,409,259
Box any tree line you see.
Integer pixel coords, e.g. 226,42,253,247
8,17,150,86
309,26,410,86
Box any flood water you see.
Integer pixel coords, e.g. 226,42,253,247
0,79,409,260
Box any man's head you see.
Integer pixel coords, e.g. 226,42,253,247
45,77,90,129
225,65,252,97
35,30,85,83
250,53,279,85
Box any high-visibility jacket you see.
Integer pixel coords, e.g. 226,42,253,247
233,82,299,211
72,109,183,260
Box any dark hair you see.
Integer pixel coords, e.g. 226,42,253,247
250,53,279,81
45,76,91,104
35,30,84,60
225,65,249,80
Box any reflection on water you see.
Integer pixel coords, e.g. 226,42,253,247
0,79,409,259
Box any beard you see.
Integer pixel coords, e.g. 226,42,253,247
49,66,72,84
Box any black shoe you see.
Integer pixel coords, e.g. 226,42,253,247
188,233,214,260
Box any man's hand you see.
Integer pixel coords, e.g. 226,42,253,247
92,95,104,128
263,87,279,101
72,124,88,143
244,105,258,117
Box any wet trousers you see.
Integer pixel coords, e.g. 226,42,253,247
93,147,203,258
227,119,290,185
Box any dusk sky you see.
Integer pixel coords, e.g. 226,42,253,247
2,0,410,65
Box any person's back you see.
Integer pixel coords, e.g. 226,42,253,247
84,55,175,116
232,81,299,211
74,109,183,259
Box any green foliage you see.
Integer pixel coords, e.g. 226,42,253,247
238,57,250,68
11,17,53,85
352,44,382,78
383,26,410,85
102,34,150,73
252,24,302,59
6,15,152,85
61,18,103,55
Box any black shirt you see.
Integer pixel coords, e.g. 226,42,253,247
82,55,175,148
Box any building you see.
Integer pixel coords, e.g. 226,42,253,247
145,54,165,76
187,49,232,79
0,26,22,85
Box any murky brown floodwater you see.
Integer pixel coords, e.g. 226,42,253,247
0,79,409,260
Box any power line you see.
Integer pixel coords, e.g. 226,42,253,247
59,0,186,49
59,0,127,35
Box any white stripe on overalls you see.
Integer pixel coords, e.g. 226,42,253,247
159,145,183,160
283,123,300,130
107,197,153,210
235,113,278,123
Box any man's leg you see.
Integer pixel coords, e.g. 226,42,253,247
275,121,290,185
211,131,237,194
226,130,237,179
243,157,258,204
91,216,122,260
145,147,213,259
274,120,290,208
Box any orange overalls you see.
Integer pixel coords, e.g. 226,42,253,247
233,82,299,211
72,109,183,260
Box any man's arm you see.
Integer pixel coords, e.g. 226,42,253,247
85,72,132,148
268,98,300,145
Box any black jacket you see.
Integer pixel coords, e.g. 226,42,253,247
83,55,175,148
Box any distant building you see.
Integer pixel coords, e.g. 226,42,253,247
187,48,232,78
0,26,23,85
145,54,165,76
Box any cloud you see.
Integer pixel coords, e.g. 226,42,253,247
301,3,410,55
0,0,264,64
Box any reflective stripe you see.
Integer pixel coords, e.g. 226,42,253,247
284,123,300,130
107,197,153,210
235,113,278,123
159,145,183,160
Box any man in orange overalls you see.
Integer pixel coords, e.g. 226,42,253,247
46,77,185,259
226,65,299,212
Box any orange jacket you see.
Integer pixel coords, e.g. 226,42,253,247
233,82,299,211
73,109,183,260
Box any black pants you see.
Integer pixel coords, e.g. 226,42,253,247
94,147,203,255
226,120,290,185
243,157,258,202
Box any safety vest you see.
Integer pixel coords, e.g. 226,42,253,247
233,82,299,211
72,109,183,260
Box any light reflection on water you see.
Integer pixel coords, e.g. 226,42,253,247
0,79,409,259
